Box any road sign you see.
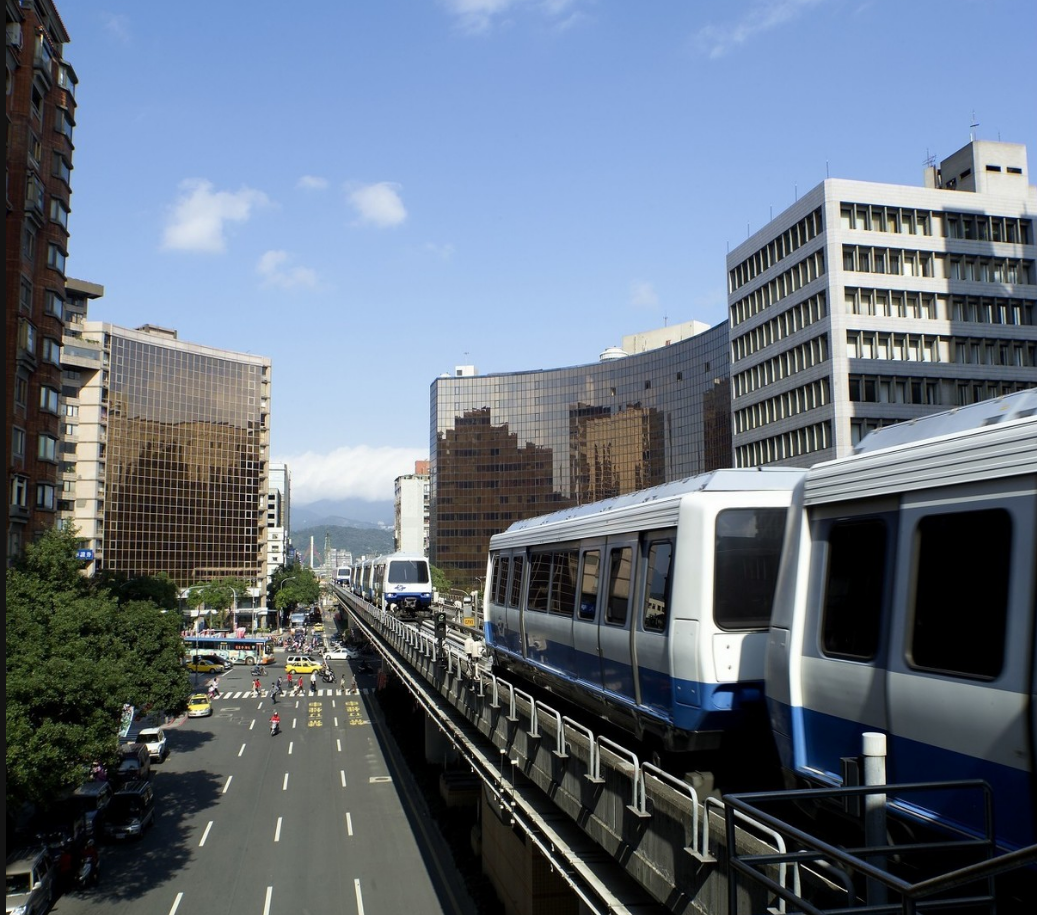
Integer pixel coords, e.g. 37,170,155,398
462,617,476,628
76,548,94,560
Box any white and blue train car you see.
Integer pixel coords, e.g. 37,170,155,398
484,468,805,754
767,388,1037,854
356,557,376,602
372,552,433,617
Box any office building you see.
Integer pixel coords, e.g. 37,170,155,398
430,325,731,588
728,138,1037,467
394,461,429,555
266,461,291,585
6,0,76,563
61,322,272,615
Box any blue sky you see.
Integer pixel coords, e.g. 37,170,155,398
58,0,1037,506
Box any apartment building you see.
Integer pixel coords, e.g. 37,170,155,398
6,0,76,563
728,138,1037,467
394,461,429,555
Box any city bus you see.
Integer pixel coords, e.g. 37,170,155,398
182,635,274,666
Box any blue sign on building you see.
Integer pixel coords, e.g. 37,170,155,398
76,549,94,560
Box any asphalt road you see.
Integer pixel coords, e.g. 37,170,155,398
50,661,477,915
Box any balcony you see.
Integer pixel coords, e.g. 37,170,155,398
61,336,103,370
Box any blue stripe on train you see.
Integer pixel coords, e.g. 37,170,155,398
772,700,1035,853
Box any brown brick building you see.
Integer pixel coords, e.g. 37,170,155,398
6,0,76,563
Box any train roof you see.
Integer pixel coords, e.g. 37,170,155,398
493,468,805,541
851,388,1037,455
804,389,1037,505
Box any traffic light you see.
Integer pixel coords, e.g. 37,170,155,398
434,611,447,640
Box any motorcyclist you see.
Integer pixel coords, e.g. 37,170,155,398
270,711,280,735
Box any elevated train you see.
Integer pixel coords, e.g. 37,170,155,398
368,552,433,617
483,389,1037,858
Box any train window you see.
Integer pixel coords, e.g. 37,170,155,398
509,556,524,608
714,508,787,630
578,550,600,620
493,555,510,604
549,550,578,616
820,519,887,660
641,541,673,633
527,553,551,613
605,547,632,625
910,509,1010,679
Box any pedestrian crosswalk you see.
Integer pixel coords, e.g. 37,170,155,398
211,688,366,700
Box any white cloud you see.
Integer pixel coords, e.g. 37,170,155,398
694,0,829,59
257,250,319,290
346,182,408,228
297,175,329,191
161,179,269,253
442,0,584,34
424,241,456,260
629,280,659,309
283,445,428,504
102,13,131,43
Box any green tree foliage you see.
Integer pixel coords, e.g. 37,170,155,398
431,565,452,595
269,566,321,622
5,527,190,814
94,569,180,610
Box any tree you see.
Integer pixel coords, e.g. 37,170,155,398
6,528,191,815
431,565,452,596
94,569,180,610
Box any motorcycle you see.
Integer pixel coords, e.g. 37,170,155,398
320,668,336,683
356,660,373,675
270,717,280,736
76,848,99,889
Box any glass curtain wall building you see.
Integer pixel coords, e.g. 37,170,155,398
430,325,731,588
69,322,271,590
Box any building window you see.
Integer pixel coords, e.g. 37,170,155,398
52,153,71,185
20,279,33,312
11,428,26,461
47,244,67,275
18,319,37,357
23,226,37,261
12,476,29,509
39,386,60,413
14,375,29,411
36,483,57,511
42,338,62,366
38,434,59,462
50,197,70,228
44,290,64,318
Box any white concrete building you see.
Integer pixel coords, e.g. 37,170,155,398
394,463,429,555
266,462,290,588
727,138,1037,467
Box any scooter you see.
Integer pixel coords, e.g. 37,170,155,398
270,717,280,736
320,668,336,683
356,660,373,675
76,850,99,889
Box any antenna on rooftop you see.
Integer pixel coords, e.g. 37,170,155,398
970,111,979,142
924,148,936,169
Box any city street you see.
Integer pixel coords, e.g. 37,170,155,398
50,664,476,915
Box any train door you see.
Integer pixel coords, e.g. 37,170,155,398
572,543,604,689
794,502,897,785
505,553,526,656
631,533,675,718
885,482,1037,850
598,537,637,700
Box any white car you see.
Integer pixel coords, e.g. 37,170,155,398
323,647,359,661
138,727,168,761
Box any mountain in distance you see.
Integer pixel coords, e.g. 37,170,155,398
291,498,393,530
291,523,394,563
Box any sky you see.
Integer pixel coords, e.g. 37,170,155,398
57,0,1037,507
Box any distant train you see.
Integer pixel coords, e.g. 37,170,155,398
360,552,434,617
484,468,806,753
335,566,351,588
482,388,1037,856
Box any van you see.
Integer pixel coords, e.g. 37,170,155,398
72,780,114,835
102,780,155,840
5,847,56,915
113,743,151,786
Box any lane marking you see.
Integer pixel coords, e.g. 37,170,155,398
238,744,246,757
168,891,183,915
354,878,365,915
340,770,347,788
263,885,273,915
199,820,213,847
334,717,340,728
336,738,342,753
345,812,353,836
274,816,282,842
223,776,233,794
292,718,297,729
369,776,392,783
282,772,289,791
249,720,255,731
288,741,294,755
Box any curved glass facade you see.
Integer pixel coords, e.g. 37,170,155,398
430,324,731,588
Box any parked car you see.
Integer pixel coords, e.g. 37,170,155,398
186,694,212,717
102,780,155,841
71,780,114,836
5,847,56,915
136,727,167,762
113,744,152,786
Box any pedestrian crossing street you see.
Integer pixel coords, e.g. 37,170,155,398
211,688,367,700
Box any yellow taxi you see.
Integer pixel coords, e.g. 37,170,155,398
185,657,223,674
312,623,324,633
186,694,212,717
284,655,322,675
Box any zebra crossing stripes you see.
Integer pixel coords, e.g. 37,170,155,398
212,689,365,699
